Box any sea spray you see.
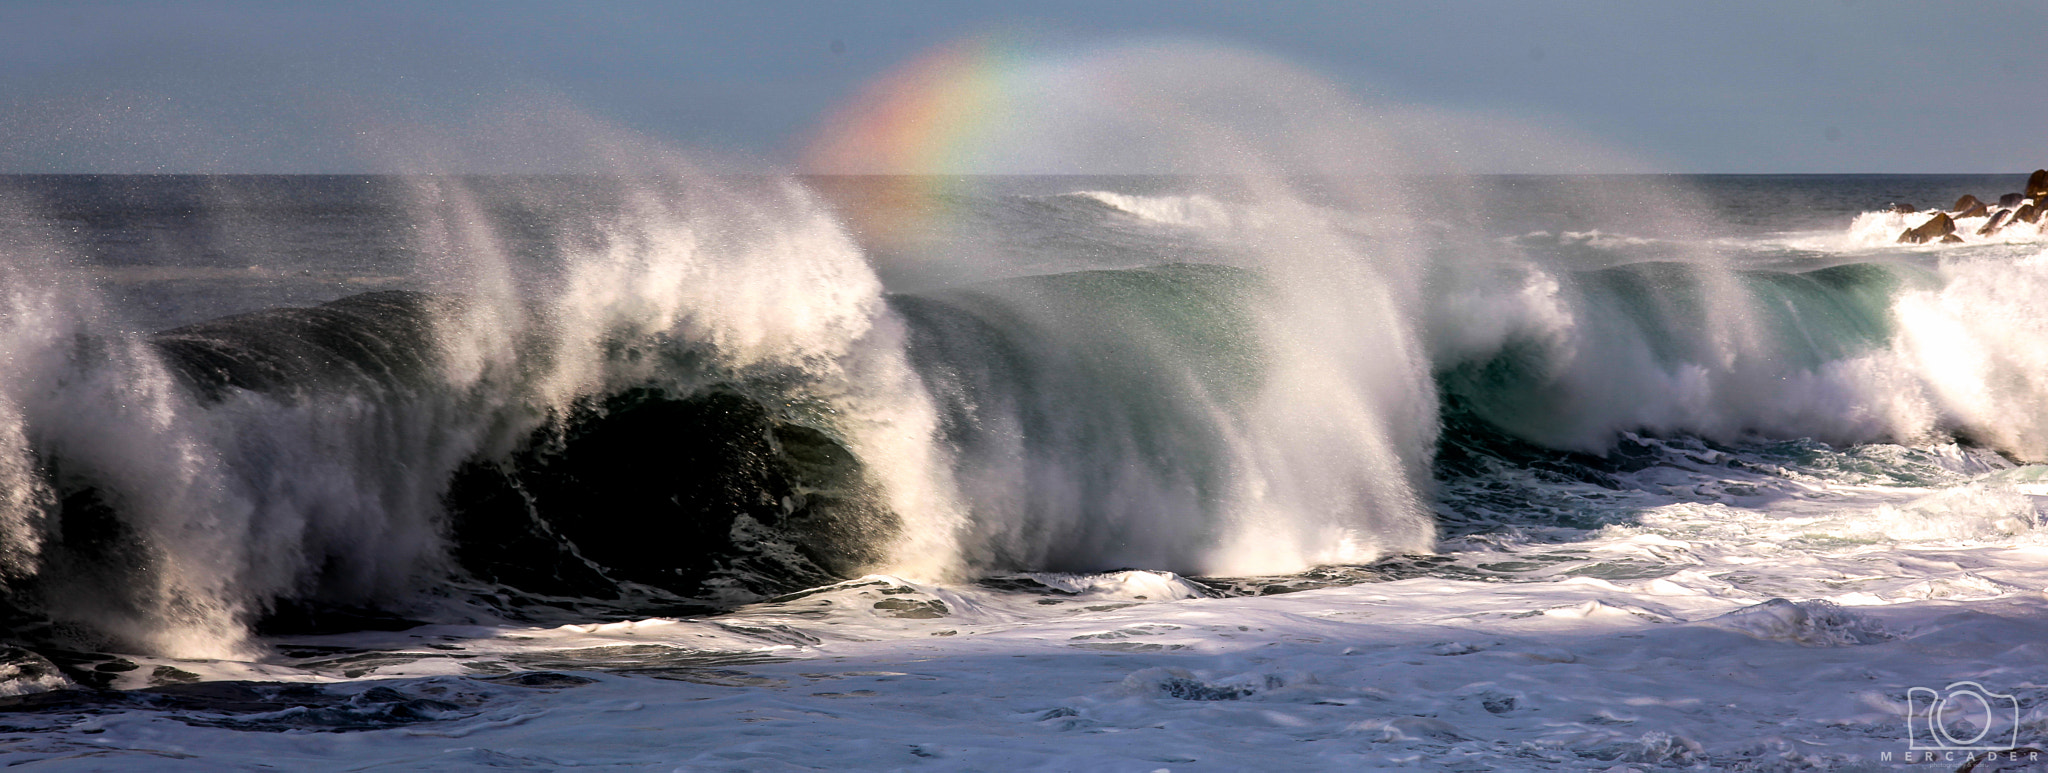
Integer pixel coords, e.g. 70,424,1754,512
821,43,1458,575
0,203,253,657
1894,249,2048,459
1432,233,2048,462
1403,173,1953,456
0,158,971,650
394,155,969,585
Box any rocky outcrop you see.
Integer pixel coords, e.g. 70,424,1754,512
1889,170,2045,243
1898,212,1957,244
1978,209,2013,236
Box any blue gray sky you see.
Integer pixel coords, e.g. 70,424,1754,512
3,1,2044,173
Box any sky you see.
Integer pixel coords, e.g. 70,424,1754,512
2,1,2044,174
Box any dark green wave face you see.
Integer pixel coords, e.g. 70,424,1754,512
891,263,1271,572
1435,259,1940,453
1738,262,1926,369
152,291,452,402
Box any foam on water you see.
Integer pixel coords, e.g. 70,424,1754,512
1830,208,2048,252
6,380,2048,769
1894,249,2048,458
1071,190,1245,231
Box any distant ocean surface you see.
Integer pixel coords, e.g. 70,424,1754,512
2,171,2046,768
11,174,2021,329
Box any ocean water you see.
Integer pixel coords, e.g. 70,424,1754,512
2,171,2047,770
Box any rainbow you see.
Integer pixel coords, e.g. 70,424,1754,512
805,35,1027,175
801,35,1039,250
800,36,1224,249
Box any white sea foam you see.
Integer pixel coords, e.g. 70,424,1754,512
19,450,2048,769
1073,190,1247,231
1805,206,2047,252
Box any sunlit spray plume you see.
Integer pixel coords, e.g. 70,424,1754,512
807,39,1471,575
1893,248,2048,459
380,108,970,581
0,179,511,656
0,208,60,583
0,105,975,654
0,195,253,658
1425,177,2037,458
1405,170,2048,461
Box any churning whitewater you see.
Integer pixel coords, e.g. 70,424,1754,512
7,155,2048,767
0,167,2043,657
0,165,1452,656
